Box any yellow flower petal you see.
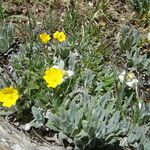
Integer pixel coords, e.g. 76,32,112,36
39,33,51,44
0,87,19,108
53,31,66,42
43,67,64,88
57,32,66,42
53,31,60,39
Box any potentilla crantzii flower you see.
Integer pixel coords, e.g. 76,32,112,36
39,33,51,44
43,67,64,88
0,87,19,107
53,31,66,42
43,66,74,88
118,71,139,88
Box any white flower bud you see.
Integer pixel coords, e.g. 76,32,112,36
147,32,150,41
66,70,74,77
138,101,142,109
118,71,126,82
118,71,138,88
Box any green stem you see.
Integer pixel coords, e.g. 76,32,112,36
27,7,33,57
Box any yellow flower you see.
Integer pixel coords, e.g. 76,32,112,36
53,31,60,39
43,67,64,88
39,33,51,44
53,31,66,42
0,87,19,107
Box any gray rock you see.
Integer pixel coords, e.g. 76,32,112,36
0,117,64,150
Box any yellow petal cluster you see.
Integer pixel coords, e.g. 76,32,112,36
39,33,51,44
43,67,64,88
0,87,19,107
53,31,66,42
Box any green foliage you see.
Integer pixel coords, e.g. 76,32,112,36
130,0,150,17
0,2,4,20
0,2,150,150
119,25,150,74
139,103,150,124
0,24,14,53
126,47,150,73
128,124,150,150
119,25,140,51
32,91,150,150
126,103,150,149
41,92,129,150
9,42,78,112
31,106,45,128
